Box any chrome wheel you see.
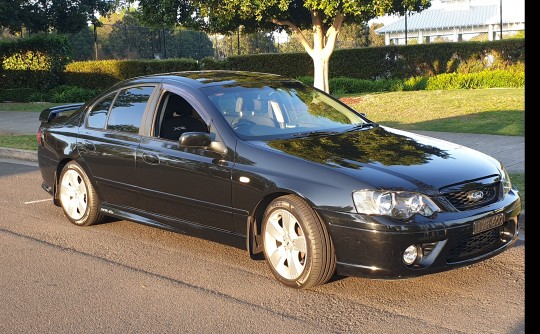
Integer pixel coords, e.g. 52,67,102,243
60,169,88,220
262,195,336,289
264,208,307,280
58,161,104,226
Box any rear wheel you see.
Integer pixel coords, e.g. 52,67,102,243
58,161,104,226
262,195,336,289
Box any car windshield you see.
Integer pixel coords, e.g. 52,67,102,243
201,80,369,140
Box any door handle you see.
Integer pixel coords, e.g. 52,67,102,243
142,153,160,165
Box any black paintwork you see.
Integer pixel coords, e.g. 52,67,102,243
37,70,522,279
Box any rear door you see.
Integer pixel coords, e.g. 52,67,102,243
78,84,157,207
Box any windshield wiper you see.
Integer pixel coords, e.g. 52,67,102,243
344,122,378,133
290,130,340,138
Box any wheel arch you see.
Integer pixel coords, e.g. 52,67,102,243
246,189,325,259
53,158,102,205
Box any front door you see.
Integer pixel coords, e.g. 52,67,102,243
134,90,235,232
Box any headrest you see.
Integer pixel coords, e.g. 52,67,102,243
166,94,192,117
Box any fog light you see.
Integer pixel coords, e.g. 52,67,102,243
403,245,419,265
500,226,514,243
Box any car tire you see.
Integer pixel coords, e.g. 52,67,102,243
58,161,104,226
262,195,336,289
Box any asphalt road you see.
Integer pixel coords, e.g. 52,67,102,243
0,159,526,334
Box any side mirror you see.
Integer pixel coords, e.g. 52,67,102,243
178,132,212,147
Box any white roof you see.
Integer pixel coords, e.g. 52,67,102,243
376,2,525,34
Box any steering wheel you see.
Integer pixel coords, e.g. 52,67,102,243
232,118,256,132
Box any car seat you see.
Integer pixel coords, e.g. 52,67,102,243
160,94,207,141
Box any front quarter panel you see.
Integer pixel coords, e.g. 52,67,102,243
231,140,363,214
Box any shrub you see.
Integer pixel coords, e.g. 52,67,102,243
296,76,314,86
48,85,101,103
200,57,226,70
425,70,524,90
0,88,40,102
0,34,71,89
23,85,100,103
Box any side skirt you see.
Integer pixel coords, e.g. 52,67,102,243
99,203,247,250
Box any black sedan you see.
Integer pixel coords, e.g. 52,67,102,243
37,70,522,289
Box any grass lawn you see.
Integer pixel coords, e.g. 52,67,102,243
339,88,524,136
0,134,37,151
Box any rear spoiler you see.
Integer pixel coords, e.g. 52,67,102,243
39,103,85,123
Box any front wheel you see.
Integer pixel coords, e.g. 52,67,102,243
262,195,336,289
58,161,104,226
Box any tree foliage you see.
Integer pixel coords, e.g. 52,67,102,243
97,10,214,60
214,30,277,58
65,26,95,60
369,22,385,47
0,0,116,34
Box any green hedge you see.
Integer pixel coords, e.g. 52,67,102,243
0,88,40,102
223,38,525,80
224,52,313,78
0,34,71,89
63,58,200,89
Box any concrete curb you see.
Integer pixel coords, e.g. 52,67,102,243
0,147,38,162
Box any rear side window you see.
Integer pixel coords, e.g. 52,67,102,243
107,86,154,133
87,93,114,129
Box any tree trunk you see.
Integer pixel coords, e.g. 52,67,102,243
309,11,344,93
272,11,344,94
312,53,330,93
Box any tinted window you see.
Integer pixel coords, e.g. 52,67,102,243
202,81,366,140
87,93,115,129
107,86,154,133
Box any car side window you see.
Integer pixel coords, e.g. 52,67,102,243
157,92,208,141
87,93,115,129
107,86,154,133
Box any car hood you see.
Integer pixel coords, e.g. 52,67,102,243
259,126,503,191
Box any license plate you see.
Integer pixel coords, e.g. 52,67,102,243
473,213,504,234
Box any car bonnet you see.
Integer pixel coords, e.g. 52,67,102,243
259,126,503,191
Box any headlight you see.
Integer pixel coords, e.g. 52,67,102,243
501,167,512,195
353,190,440,220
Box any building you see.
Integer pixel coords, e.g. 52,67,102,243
375,0,525,45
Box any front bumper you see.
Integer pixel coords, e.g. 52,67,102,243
318,192,522,279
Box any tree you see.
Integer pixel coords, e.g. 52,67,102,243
98,10,215,60
335,22,369,49
137,0,431,93
0,0,116,35
369,22,385,47
65,27,95,60
0,0,24,33
166,29,215,60
105,12,154,59
213,30,277,58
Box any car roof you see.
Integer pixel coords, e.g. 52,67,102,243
126,70,291,89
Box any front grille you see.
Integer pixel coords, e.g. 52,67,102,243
446,226,503,262
441,183,499,211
